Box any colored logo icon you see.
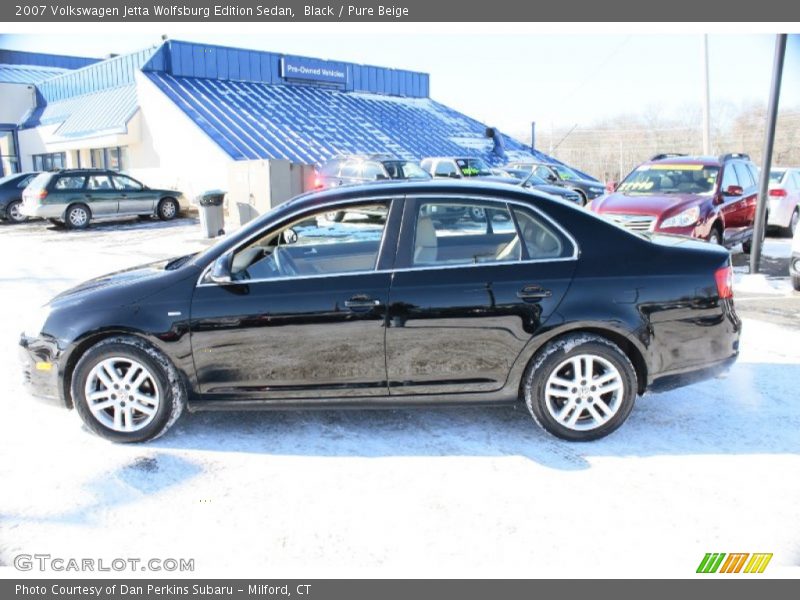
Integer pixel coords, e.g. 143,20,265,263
696,553,773,574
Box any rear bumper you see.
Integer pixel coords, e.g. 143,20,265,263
649,354,738,393
20,202,63,219
19,334,68,408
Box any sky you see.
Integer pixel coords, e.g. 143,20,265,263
1,31,798,137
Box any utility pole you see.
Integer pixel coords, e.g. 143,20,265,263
702,34,711,155
750,34,787,274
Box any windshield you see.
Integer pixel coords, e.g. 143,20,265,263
455,158,492,177
382,161,430,180
523,173,548,186
552,165,581,181
769,170,786,184
618,164,720,195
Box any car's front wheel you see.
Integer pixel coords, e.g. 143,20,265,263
71,336,185,443
157,197,179,221
523,334,637,441
6,200,27,224
65,203,91,229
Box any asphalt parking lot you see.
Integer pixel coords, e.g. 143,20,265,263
0,217,798,577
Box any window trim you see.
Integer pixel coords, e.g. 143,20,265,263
196,193,580,288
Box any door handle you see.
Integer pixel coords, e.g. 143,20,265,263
517,285,552,301
345,295,381,310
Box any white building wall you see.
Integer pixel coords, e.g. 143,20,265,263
132,72,233,201
0,83,36,124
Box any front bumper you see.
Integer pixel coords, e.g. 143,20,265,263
19,334,68,408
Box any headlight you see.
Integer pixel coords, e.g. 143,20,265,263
22,304,51,339
590,187,604,194
661,206,700,228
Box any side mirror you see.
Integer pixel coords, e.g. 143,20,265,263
724,184,743,196
207,253,233,285
282,228,298,245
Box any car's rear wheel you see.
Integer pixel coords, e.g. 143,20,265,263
157,197,179,221
523,334,637,441
793,274,800,292
574,190,588,206
6,200,26,223
71,337,185,443
65,204,91,230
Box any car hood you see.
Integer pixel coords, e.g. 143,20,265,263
592,192,702,216
50,255,195,305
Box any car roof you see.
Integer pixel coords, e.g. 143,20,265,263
283,178,560,213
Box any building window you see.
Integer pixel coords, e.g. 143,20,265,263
32,152,66,172
0,130,20,176
90,146,127,171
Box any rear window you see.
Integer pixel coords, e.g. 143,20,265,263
27,172,53,191
769,170,786,184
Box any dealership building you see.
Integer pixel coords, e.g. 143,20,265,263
0,40,580,221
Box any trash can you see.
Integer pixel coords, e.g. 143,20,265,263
197,190,226,238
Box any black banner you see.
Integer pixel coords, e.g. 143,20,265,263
3,580,800,600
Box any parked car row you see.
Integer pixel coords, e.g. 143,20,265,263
0,168,186,229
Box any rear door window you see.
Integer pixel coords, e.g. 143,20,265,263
53,176,86,190
87,175,114,190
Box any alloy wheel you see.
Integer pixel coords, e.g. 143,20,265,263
544,354,624,431
68,206,89,227
8,201,25,223
84,357,160,432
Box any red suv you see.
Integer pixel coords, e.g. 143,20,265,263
591,153,759,252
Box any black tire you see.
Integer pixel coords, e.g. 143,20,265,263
523,333,638,441
573,189,588,207
157,197,179,221
468,206,485,222
707,227,722,246
792,274,800,292
65,203,91,230
742,239,752,254
71,336,186,443
6,200,26,224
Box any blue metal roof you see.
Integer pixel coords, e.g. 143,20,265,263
23,85,138,139
0,49,99,70
0,64,68,84
145,72,555,167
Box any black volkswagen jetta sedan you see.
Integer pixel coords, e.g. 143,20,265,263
20,180,740,443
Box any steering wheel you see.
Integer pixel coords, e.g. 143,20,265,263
272,246,300,277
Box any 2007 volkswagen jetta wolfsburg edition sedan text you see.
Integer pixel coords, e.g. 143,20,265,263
20,180,741,443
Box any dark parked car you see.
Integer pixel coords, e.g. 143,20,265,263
591,153,759,251
0,172,40,223
507,161,605,205
20,180,740,443
316,155,431,189
20,169,186,229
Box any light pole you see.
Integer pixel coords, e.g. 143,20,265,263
702,34,711,155
750,34,787,274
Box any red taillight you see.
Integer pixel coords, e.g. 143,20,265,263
769,188,787,197
313,177,323,189
715,266,733,299
37,190,48,200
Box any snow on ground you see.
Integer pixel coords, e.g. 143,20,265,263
0,218,798,579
